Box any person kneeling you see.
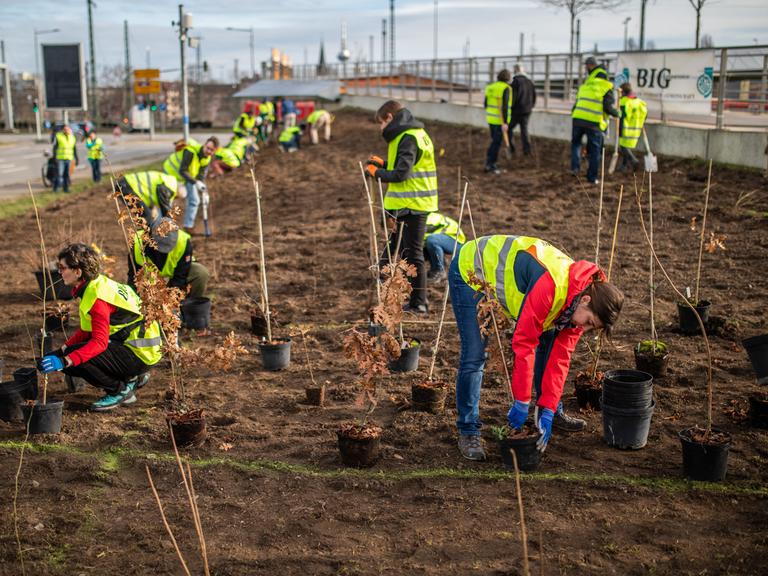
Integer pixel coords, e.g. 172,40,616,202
39,244,163,411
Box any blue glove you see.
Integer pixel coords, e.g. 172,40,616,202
507,400,530,429
535,407,555,453
40,355,64,373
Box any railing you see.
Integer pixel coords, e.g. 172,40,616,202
290,45,768,129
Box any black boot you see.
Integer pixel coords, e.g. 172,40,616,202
553,409,586,432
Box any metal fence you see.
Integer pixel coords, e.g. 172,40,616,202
289,45,768,130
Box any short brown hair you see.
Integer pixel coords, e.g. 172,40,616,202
205,136,220,148
587,278,624,338
374,100,404,122
57,243,101,282
497,69,511,82
620,82,633,95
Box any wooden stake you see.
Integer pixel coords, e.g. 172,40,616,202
606,185,623,281
694,159,713,305
595,147,605,266
648,173,657,342
28,183,49,404
511,450,531,576
250,171,272,342
359,162,381,304
146,465,192,576
377,178,393,266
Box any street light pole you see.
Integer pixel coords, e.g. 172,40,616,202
87,0,98,123
34,28,60,142
176,4,191,140
226,27,255,78
623,17,632,51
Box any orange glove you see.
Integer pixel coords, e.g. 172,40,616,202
365,163,379,178
367,155,384,168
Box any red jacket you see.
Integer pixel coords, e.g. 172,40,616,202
64,281,117,366
510,260,602,411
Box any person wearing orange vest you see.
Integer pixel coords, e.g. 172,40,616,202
449,235,624,460
484,69,512,174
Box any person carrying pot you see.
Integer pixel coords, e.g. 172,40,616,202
38,243,163,411
449,235,624,461
127,217,209,299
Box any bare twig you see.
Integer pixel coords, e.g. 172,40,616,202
694,159,713,304
28,182,50,404
595,147,605,266
249,172,272,342
145,465,192,576
511,450,531,576
359,162,381,304
606,185,623,281
300,328,318,387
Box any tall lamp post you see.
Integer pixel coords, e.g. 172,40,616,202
623,17,632,51
226,27,255,78
174,5,192,140
34,27,60,141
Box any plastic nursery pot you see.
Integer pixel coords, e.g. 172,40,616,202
602,400,655,450
498,425,543,472
633,341,670,379
679,427,731,482
20,400,64,435
337,424,381,468
388,338,421,373
13,367,39,395
34,268,73,301
0,378,38,422
258,337,291,371
742,334,768,385
180,297,212,330
44,312,70,333
305,385,326,406
677,300,711,335
748,394,768,429
250,313,269,338
574,380,602,411
602,370,654,410
167,409,207,447
411,380,448,413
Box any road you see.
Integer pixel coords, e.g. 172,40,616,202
0,131,230,199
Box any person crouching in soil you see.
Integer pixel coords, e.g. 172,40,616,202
38,243,163,411
449,235,624,461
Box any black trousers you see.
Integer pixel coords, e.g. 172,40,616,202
379,212,428,308
485,124,504,168
60,342,150,394
619,146,639,171
509,113,531,154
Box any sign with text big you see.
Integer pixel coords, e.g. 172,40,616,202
615,49,715,116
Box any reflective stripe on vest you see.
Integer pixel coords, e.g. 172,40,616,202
572,67,613,131
124,171,177,208
424,212,466,243
233,114,256,135
134,229,191,279
227,136,249,160
619,96,647,149
458,235,572,329
279,127,301,142
55,132,77,160
163,144,201,182
384,128,439,212
485,81,511,126
78,275,163,365
215,147,240,168
87,137,104,160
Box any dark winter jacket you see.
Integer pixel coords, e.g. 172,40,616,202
374,108,425,184
511,74,537,116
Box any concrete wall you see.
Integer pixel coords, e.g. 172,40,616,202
342,95,768,171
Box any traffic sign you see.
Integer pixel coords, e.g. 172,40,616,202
134,80,161,95
134,68,160,79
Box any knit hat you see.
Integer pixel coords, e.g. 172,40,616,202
150,217,179,254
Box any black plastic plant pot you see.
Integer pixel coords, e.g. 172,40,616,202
633,342,670,379
677,300,711,335
13,367,39,398
602,400,655,450
337,428,381,468
602,370,653,410
748,394,768,429
499,433,542,472
180,297,212,330
167,410,207,447
575,383,601,411
0,378,38,422
679,427,731,482
258,338,291,371
305,385,325,406
21,400,64,435
411,380,448,413
34,269,73,301
742,334,768,385
388,339,421,372
250,313,268,338
45,312,70,333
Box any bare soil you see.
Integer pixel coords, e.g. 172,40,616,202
1,109,767,575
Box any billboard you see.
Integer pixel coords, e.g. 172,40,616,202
42,43,87,110
615,49,716,116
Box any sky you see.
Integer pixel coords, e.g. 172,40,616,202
1,0,767,83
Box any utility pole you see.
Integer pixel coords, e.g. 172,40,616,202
369,35,374,62
175,4,191,140
389,0,395,63
640,0,648,50
623,17,632,51
433,0,438,61
0,40,5,63
124,20,132,115
519,32,524,56
381,19,387,63
87,0,98,123
576,19,581,54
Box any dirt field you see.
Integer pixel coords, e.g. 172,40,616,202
1,109,767,576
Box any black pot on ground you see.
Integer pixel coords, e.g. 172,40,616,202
748,394,768,429
181,297,211,330
34,269,73,301
677,300,711,335
411,380,448,413
0,378,38,422
602,400,655,449
45,312,70,333
305,385,325,406
602,370,653,410
337,425,381,467
634,341,669,379
258,338,291,371
575,383,601,411
742,334,768,385
679,427,731,482
388,339,421,372
498,429,542,471
35,332,53,357
21,400,64,434
167,410,207,447
13,367,39,394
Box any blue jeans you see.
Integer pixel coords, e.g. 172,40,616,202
89,158,101,182
571,124,604,182
485,124,503,168
55,160,71,192
183,181,198,228
424,234,461,273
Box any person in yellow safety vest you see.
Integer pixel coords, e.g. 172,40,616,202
212,146,241,173
259,99,276,142
307,109,333,144
128,218,209,300
233,103,257,138
365,100,438,314
52,125,78,193
38,243,163,411
618,83,648,173
226,135,250,161
85,130,104,183
484,69,512,174
117,171,184,224
448,234,624,460
571,57,620,184
278,125,303,152
423,212,466,283
163,136,218,232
